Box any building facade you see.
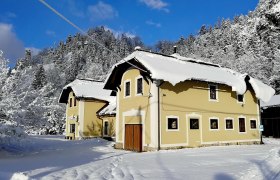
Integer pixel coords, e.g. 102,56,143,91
104,50,274,152
59,79,115,140
261,95,280,138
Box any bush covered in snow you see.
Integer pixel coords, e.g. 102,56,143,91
0,119,27,151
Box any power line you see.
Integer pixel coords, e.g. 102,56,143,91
38,0,147,73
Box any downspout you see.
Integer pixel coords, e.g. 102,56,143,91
258,100,264,144
155,80,163,151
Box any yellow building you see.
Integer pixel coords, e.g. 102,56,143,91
104,49,275,152
59,79,115,140
98,100,116,140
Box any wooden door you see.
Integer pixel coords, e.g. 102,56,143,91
125,124,142,152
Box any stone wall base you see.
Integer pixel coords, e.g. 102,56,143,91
114,141,261,152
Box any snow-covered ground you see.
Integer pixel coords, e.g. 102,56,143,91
0,136,279,180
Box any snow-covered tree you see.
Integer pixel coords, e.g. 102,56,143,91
0,50,9,90
32,65,46,89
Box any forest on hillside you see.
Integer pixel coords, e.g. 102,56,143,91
0,0,280,142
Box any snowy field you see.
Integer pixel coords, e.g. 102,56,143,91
0,136,279,180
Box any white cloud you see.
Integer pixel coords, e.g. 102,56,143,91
0,12,17,21
46,30,56,37
139,0,169,12
5,12,17,18
26,47,41,56
0,23,25,65
64,0,85,18
87,1,118,21
104,26,136,38
146,20,161,28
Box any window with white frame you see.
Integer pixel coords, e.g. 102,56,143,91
225,119,233,130
209,84,218,101
210,118,219,130
124,80,131,97
136,77,143,95
167,117,178,130
250,120,257,129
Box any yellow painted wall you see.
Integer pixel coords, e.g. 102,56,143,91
65,91,79,139
65,90,108,139
82,100,106,137
160,81,260,147
116,68,260,150
100,116,116,137
117,68,151,145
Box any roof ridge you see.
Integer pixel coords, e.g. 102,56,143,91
77,78,104,83
135,49,220,68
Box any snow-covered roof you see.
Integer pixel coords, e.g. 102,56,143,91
260,95,280,108
104,50,275,103
98,99,116,116
59,79,114,103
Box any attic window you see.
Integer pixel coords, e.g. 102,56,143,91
237,94,244,103
209,84,218,101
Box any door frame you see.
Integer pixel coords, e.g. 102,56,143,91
122,109,146,150
186,113,202,146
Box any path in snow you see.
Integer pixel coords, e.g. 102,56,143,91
0,136,279,180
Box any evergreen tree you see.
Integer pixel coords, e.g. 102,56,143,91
32,65,46,89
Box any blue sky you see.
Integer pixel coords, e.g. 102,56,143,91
0,0,259,66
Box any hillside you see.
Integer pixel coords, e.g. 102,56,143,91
0,0,280,135
0,26,144,135
156,0,280,93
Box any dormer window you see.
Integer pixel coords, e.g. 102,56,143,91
136,77,143,95
209,84,218,101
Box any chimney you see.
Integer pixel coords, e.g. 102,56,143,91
173,46,177,54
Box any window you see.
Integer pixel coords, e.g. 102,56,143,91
104,121,109,135
69,98,72,107
250,120,257,129
190,118,199,129
70,124,75,133
209,85,217,100
237,94,244,103
225,119,233,130
136,77,143,95
239,118,246,132
167,117,178,130
210,119,219,130
125,81,131,97
74,97,77,106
